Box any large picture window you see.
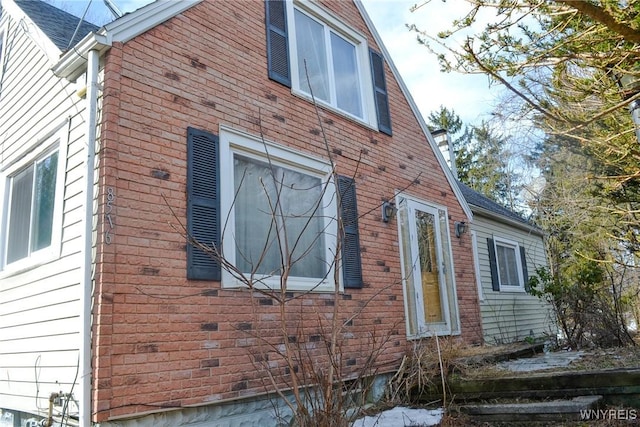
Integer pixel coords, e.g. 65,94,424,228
219,127,337,291
2,130,65,271
233,154,326,279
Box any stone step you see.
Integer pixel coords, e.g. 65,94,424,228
419,368,640,407
456,395,603,423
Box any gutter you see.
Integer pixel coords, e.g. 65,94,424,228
78,49,100,427
471,204,545,237
52,33,110,82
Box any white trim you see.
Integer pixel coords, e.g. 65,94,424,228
0,123,69,276
52,0,202,81
472,204,544,236
471,230,485,301
287,0,377,129
2,0,61,65
396,192,460,338
492,236,526,292
219,126,338,293
0,24,6,89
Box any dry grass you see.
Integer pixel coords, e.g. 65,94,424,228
365,340,639,427
450,342,640,381
385,338,468,405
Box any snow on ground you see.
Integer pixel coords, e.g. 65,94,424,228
351,406,443,427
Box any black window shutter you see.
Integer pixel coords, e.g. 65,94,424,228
487,238,500,291
187,127,221,281
369,49,392,136
338,175,362,288
265,0,291,87
520,246,530,291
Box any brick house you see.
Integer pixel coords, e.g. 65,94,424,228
0,0,482,425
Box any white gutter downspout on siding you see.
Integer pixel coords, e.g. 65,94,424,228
79,48,100,427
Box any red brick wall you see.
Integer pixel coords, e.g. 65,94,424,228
92,0,482,421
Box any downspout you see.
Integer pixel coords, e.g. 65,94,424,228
79,48,100,427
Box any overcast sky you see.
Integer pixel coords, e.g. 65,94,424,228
50,0,500,126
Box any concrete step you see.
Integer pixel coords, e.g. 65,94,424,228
419,368,640,407
456,395,603,423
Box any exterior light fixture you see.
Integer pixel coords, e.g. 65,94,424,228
382,201,396,223
454,221,468,238
612,70,640,143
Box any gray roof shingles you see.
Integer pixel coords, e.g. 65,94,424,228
457,180,532,226
15,0,99,52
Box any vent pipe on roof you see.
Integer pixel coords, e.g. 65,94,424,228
103,0,122,18
432,129,458,179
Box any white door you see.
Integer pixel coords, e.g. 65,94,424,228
399,198,452,336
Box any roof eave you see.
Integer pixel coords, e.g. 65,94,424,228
3,0,62,65
100,0,202,45
52,0,202,81
52,33,110,81
471,204,544,236
353,0,474,222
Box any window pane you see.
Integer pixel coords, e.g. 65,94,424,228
497,244,519,286
234,155,281,276
398,200,418,335
416,210,443,323
294,9,329,102
331,32,362,117
234,155,326,279
7,165,34,264
31,151,58,251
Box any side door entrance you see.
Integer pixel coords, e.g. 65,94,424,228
398,197,458,337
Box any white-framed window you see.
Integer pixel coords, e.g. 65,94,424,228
1,128,66,273
0,27,6,91
493,237,525,291
396,194,460,338
286,0,377,126
219,126,337,292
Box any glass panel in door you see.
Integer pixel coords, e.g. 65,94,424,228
416,209,444,323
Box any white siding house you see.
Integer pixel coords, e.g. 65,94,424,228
458,182,555,344
0,0,97,421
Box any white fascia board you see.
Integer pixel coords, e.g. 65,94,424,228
100,0,202,45
3,0,62,65
354,0,474,221
51,32,110,81
52,0,202,81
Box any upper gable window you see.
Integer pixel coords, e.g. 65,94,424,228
291,5,365,119
266,0,391,134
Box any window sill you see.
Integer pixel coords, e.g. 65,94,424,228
0,250,59,279
222,273,339,293
290,89,378,132
498,286,527,293
407,328,461,340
